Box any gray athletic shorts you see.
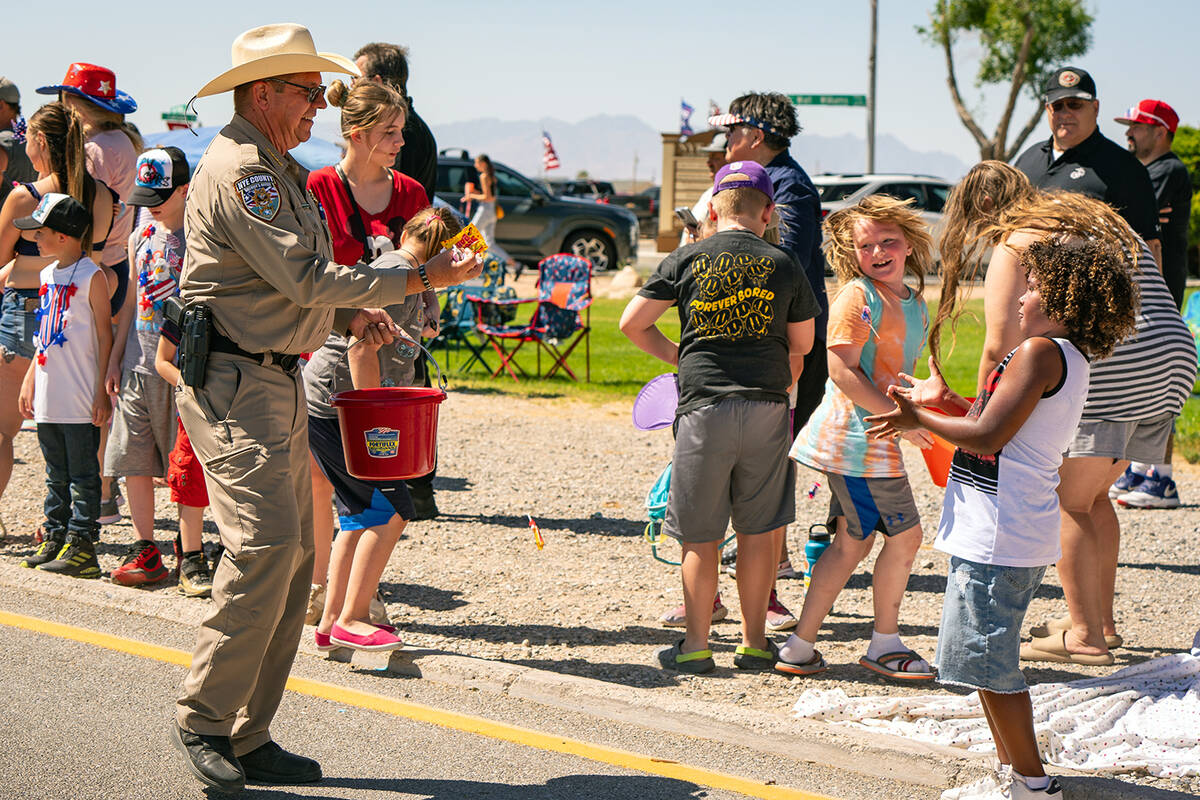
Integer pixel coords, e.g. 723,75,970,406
826,472,920,540
664,397,795,544
104,369,177,478
1066,411,1174,463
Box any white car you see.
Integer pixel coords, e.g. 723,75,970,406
812,173,954,235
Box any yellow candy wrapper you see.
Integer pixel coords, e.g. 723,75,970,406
528,515,544,550
441,224,489,260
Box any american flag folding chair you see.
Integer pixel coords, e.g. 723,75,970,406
431,253,515,373
476,253,592,381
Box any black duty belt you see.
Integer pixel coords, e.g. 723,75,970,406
210,329,301,373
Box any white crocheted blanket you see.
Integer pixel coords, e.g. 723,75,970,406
792,651,1200,778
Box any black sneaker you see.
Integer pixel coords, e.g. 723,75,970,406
178,553,214,598
22,533,66,569
37,534,101,579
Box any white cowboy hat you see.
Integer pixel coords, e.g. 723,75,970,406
197,23,359,98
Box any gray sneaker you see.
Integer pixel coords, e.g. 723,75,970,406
98,496,122,525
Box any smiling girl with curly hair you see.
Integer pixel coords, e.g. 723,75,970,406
864,234,1137,799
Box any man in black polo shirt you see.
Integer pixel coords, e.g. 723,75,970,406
1014,67,1161,265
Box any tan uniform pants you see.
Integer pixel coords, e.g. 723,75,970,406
174,353,314,756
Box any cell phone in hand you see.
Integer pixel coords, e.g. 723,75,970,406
674,206,699,230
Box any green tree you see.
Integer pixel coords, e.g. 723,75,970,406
1171,125,1200,264
918,0,1094,161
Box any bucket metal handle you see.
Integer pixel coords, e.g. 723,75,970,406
337,330,448,392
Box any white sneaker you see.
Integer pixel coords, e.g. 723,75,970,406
1008,774,1062,799
940,762,1010,799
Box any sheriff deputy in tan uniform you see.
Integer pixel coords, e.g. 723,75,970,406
168,24,481,793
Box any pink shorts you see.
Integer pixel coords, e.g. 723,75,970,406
167,419,209,508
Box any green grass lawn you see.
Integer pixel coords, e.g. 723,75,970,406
434,294,1200,462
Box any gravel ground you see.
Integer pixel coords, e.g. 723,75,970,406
2,388,1198,795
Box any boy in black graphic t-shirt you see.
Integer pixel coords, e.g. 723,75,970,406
620,161,820,674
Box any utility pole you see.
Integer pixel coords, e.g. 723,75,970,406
867,0,878,173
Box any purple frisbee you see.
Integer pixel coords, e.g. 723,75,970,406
632,373,679,430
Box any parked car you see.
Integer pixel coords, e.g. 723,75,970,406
598,185,659,239
545,178,616,200
436,151,637,271
811,173,953,233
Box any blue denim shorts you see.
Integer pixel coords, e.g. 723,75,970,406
0,287,40,360
935,557,1047,694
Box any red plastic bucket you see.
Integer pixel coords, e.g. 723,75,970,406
330,386,446,480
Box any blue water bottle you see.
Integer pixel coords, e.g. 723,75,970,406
803,523,832,586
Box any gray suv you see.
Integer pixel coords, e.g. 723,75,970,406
436,151,638,271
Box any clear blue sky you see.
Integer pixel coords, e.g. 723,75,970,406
2,1,1194,168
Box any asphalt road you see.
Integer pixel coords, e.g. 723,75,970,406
0,585,941,800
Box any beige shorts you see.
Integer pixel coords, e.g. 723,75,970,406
1066,412,1174,463
104,369,176,477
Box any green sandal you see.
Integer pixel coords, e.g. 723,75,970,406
733,640,779,670
657,639,715,674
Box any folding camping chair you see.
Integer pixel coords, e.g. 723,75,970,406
476,253,592,381
431,253,517,373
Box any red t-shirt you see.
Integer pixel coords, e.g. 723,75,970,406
307,166,430,265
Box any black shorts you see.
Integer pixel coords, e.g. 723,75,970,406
308,414,415,530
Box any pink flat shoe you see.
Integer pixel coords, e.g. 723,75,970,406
330,623,403,651
314,631,338,653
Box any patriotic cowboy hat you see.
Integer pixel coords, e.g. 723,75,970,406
37,63,137,115
197,23,359,97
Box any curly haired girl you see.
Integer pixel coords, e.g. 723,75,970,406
865,235,1137,799
935,164,1197,672
779,195,936,681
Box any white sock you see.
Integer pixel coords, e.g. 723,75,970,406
1013,771,1050,791
1130,462,1152,475
867,630,929,671
1152,463,1173,478
779,634,815,664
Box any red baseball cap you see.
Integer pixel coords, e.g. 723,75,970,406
1114,99,1179,133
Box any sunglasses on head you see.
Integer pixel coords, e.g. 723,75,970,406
268,77,326,104
1049,98,1091,112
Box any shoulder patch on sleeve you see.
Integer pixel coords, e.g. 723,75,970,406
234,172,281,221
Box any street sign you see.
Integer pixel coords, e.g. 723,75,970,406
788,94,867,107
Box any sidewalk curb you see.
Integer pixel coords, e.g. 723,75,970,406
0,562,1186,799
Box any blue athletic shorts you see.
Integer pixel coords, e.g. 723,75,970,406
308,414,415,531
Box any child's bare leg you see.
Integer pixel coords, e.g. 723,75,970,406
310,454,334,587
871,524,923,634
319,527,363,635
978,690,1044,779
124,475,156,542
0,359,26,499
680,540,721,654
793,517,873,642
178,504,205,553
735,528,782,650
337,516,406,636
976,693,1011,765
1057,457,1121,654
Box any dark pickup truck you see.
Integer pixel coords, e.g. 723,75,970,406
599,186,658,239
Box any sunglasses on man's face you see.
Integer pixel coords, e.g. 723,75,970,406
269,77,326,104
1049,98,1091,112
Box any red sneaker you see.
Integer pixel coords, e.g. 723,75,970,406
110,541,169,586
766,588,798,631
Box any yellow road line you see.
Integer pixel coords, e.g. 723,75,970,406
0,609,835,800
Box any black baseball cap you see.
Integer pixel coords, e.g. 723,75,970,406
1043,67,1096,103
128,146,191,207
14,193,90,238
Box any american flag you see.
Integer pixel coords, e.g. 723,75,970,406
542,131,560,171
680,99,694,136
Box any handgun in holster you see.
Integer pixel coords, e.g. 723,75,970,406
164,296,212,388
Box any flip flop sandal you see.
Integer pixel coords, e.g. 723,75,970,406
1018,631,1114,666
733,640,779,670
774,649,828,677
656,639,715,674
1030,617,1123,648
859,650,935,681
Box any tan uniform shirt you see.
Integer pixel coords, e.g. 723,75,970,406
180,114,411,355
